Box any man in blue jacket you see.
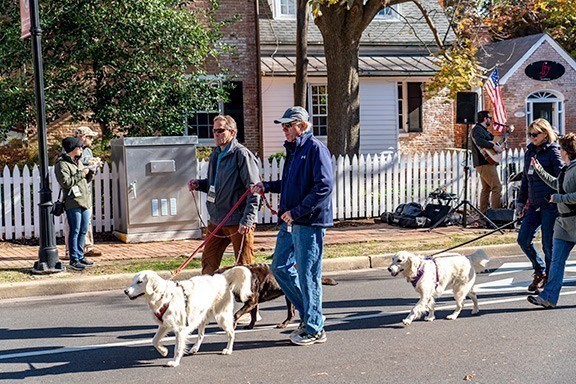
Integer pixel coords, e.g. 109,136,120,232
253,106,333,346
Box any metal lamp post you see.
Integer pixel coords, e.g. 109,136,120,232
28,0,64,274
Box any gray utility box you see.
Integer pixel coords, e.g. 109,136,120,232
111,136,201,243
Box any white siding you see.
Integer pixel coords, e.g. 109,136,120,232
261,77,398,156
262,77,294,158
359,80,398,154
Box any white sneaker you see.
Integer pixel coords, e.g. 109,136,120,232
236,311,262,324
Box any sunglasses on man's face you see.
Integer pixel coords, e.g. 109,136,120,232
281,122,298,129
213,128,229,134
529,132,542,138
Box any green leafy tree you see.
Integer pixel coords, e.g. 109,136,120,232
0,0,230,141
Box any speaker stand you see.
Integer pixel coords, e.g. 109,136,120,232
429,123,503,233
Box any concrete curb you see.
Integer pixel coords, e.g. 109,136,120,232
0,243,523,300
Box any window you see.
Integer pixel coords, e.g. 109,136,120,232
185,110,220,140
375,4,400,20
398,81,423,133
185,81,245,142
308,84,328,137
274,0,296,18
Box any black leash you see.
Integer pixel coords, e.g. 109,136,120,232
428,218,521,258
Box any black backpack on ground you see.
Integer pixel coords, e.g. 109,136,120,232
382,202,430,228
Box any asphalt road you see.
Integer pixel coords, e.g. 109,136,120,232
1,254,576,384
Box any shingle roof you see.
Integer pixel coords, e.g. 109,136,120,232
477,33,545,78
258,0,455,48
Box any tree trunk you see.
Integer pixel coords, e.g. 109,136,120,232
315,5,363,157
294,0,309,107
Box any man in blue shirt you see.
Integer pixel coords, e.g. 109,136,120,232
253,106,333,346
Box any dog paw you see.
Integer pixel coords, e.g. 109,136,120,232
402,319,412,326
221,348,232,355
188,346,199,355
446,314,458,320
424,316,435,322
165,360,180,367
471,308,480,315
155,346,168,357
275,322,289,329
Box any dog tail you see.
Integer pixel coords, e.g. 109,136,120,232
222,266,252,303
467,249,490,273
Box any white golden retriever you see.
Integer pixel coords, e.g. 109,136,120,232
124,267,252,367
387,250,489,326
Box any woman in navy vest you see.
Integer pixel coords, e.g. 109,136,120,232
516,119,563,293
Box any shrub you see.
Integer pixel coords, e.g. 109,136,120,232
196,145,213,161
268,151,286,164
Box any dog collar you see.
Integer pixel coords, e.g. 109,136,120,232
154,303,169,322
410,257,439,288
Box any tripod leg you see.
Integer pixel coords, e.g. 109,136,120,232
428,201,465,231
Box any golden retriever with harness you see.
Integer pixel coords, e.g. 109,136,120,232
387,250,489,325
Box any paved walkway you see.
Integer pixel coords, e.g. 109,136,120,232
0,222,495,270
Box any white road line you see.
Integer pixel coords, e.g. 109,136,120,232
2,289,576,361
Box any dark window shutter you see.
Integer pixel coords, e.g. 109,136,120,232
407,82,423,133
223,81,245,143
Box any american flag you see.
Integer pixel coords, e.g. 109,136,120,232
484,68,507,133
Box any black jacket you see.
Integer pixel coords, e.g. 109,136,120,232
518,141,563,208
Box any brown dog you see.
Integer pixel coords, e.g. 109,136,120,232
216,263,337,329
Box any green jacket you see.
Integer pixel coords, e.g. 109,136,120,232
54,154,94,210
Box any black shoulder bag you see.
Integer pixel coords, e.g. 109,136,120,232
51,189,66,217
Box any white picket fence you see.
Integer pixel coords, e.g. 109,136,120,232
0,149,525,240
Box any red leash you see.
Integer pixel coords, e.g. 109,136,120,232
259,191,278,216
172,188,253,277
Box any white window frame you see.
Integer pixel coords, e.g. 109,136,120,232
273,0,296,19
397,80,424,134
374,4,400,21
526,90,565,136
307,83,328,138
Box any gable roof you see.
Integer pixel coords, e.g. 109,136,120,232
478,33,576,84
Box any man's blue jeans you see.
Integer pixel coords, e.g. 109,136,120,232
271,223,326,336
539,238,576,306
517,204,557,276
66,207,90,262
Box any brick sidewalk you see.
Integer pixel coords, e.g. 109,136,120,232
0,223,484,270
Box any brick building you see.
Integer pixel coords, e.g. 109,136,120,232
478,33,576,149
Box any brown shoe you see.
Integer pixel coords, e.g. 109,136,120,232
84,250,103,257
528,273,546,292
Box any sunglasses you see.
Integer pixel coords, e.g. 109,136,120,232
212,128,229,134
529,132,542,138
281,122,298,129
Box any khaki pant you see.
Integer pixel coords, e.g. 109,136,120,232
476,164,502,213
201,223,254,275
64,208,93,255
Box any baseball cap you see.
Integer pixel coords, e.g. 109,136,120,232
62,137,84,153
274,106,310,124
75,126,98,137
